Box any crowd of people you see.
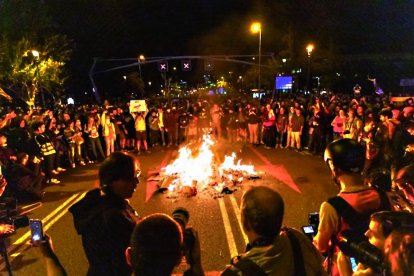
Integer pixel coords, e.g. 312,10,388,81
34,148,414,276
0,91,413,275
0,92,412,201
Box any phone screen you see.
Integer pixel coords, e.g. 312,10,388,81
350,257,357,272
30,219,43,242
302,226,315,234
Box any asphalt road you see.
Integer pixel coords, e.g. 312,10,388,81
2,141,338,275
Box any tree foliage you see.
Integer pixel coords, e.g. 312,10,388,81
0,0,72,107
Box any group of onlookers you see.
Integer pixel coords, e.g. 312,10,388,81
0,91,413,275
0,93,413,201
24,146,414,276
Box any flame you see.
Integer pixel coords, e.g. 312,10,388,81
163,135,257,196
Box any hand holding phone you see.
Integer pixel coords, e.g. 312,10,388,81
302,225,315,235
30,219,44,244
350,257,357,272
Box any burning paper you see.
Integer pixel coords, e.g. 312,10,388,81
160,135,259,198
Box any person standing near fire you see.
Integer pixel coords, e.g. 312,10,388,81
247,107,260,145
70,151,141,276
210,103,223,140
165,106,179,146
158,107,166,146
290,108,304,150
263,104,276,149
101,113,116,157
132,108,150,154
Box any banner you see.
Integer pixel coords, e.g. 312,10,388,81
129,100,147,113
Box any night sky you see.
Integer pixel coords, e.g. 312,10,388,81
47,1,414,56
7,1,414,97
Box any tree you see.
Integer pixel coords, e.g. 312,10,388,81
0,0,72,107
126,72,145,98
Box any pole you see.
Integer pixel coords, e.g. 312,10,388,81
258,29,262,92
89,58,101,103
35,63,45,108
306,55,311,93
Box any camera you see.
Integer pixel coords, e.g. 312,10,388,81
302,212,319,240
337,230,388,273
0,197,29,234
172,207,196,255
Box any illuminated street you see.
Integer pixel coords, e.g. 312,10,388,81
2,142,337,275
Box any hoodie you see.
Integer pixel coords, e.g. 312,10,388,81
69,189,138,276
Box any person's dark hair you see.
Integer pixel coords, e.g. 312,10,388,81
16,152,29,163
371,211,414,238
31,121,45,132
129,213,183,276
324,138,365,173
379,109,393,119
99,152,137,193
384,229,414,275
242,186,284,239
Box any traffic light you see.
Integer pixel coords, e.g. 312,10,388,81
204,60,214,71
181,59,191,71
158,61,169,72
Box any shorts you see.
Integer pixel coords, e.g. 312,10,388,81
136,131,147,141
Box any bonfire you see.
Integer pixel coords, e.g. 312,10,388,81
158,135,259,198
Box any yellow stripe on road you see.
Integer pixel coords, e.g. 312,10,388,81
43,191,87,233
1,191,87,267
229,195,248,246
12,192,82,246
218,197,238,258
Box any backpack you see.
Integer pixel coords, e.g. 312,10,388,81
327,190,390,243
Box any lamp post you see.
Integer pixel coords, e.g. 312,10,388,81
138,54,145,98
305,43,314,93
138,54,145,79
250,22,262,91
238,75,244,92
30,50,46,107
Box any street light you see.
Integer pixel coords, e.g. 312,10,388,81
29,49,45,107
305,43,314,92
250,22,262,91
31,50,39,58
138,54,145,78
306,44,314,57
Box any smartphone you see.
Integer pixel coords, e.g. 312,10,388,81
30,219,44,242
302,225,315,235
350,257,357,272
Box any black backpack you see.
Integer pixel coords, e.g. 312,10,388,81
327,190,390,243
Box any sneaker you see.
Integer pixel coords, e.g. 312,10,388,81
71,163,76,168
52,170,59,175
88,160,94,164
80,161,86,166
57,167,66,172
